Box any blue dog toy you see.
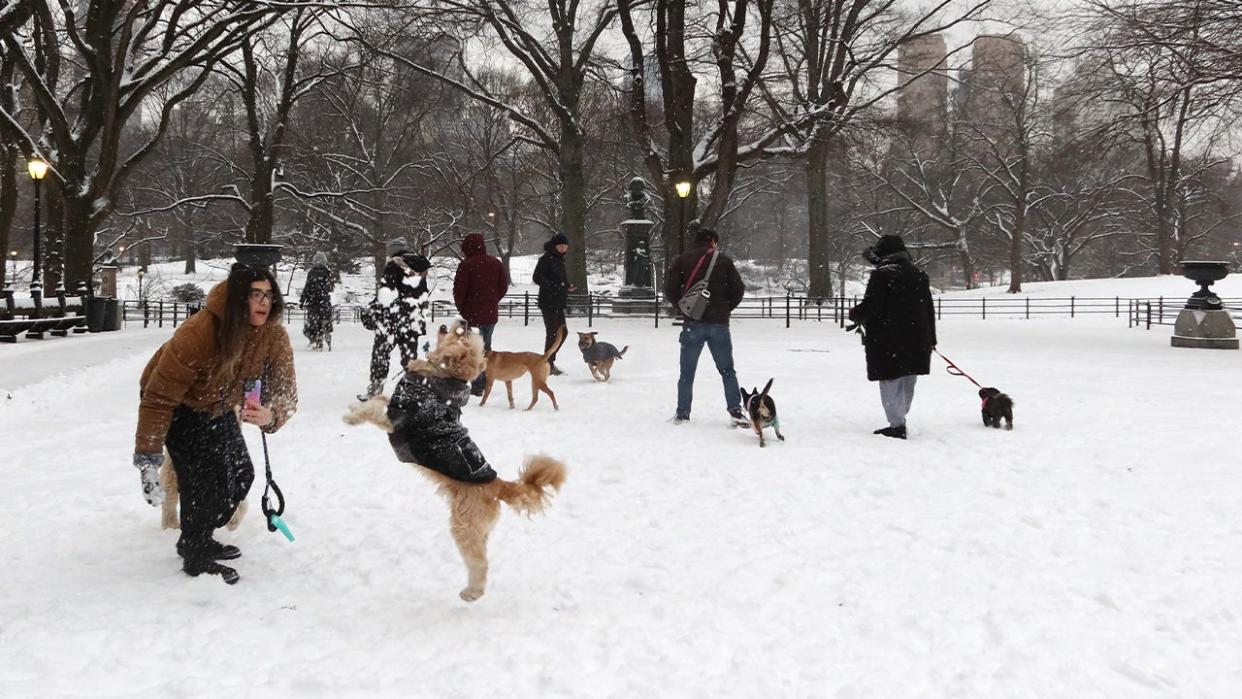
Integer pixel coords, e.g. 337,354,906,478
268,513,295,542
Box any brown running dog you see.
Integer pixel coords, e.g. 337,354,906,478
479,326,565,410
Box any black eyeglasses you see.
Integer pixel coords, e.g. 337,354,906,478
249,289,275,303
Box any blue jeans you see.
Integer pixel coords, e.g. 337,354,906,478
677,321,740,416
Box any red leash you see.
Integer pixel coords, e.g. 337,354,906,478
934,349,983,389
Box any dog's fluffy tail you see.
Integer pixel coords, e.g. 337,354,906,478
542,327,567,364
494,455,567,516
616,345,629,359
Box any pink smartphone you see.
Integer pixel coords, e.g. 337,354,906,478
244,379,263,406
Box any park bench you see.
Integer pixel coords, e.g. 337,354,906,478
0,287,88,342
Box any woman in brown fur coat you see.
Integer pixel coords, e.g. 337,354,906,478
134,263,298,584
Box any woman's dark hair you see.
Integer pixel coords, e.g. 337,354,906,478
212,263,284,385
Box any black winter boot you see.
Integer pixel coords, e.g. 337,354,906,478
182,556,240,585
177,539,241,561
875,425,907,439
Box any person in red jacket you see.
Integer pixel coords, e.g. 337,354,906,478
453,232,510,395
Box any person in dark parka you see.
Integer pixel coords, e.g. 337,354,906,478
300,252,335,350
453,232,509,394
532,233,574,374
848,234,937,439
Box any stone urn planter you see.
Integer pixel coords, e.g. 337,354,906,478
1172,260,1237,349
234,243,283,269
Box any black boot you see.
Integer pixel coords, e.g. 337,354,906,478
182,555,240,585
549,363,564,376
875,425,907,439
357,381,383,402
178,539,241,561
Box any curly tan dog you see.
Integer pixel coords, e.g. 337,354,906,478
344,321,567,602
479,326,565,410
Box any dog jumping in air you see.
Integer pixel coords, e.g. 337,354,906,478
344,321,567,602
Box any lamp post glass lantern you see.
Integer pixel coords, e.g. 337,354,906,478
8,250,16,284
27,158,48,295
675,180,693,254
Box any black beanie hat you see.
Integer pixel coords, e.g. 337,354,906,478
548,233,569,247
404,254,431,272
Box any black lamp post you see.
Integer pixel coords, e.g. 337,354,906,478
27,157,48,300
137,269,146,300
674,179,693,254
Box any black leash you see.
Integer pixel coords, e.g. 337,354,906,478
259,431,294,541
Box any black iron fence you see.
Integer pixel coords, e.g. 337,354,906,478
1126,297,1242,329
116,293,1239,331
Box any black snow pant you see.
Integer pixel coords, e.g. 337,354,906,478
165,405,255,560
540,307,566,365
368,333,418,394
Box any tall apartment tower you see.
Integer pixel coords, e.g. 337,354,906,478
955,34,1026,139
895,34,949,155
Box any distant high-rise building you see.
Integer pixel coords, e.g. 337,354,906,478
954,34,1026,142
895,34,949,155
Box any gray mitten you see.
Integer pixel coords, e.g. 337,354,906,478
133,452,165,507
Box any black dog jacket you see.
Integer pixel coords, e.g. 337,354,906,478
385,372,497,483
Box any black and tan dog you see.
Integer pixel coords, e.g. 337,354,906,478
740,379,785,447
576,331,628,382
979,387,1014,430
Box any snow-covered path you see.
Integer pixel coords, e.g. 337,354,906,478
2,317,1240,696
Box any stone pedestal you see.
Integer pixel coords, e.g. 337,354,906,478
1171,309,1238,349
616,218,657,315
100,265,119,298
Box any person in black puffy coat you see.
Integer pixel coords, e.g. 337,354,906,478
848,234,937,439
532,233,574,374
300,252,335,350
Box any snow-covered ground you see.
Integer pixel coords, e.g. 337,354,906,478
3,310,1241,695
